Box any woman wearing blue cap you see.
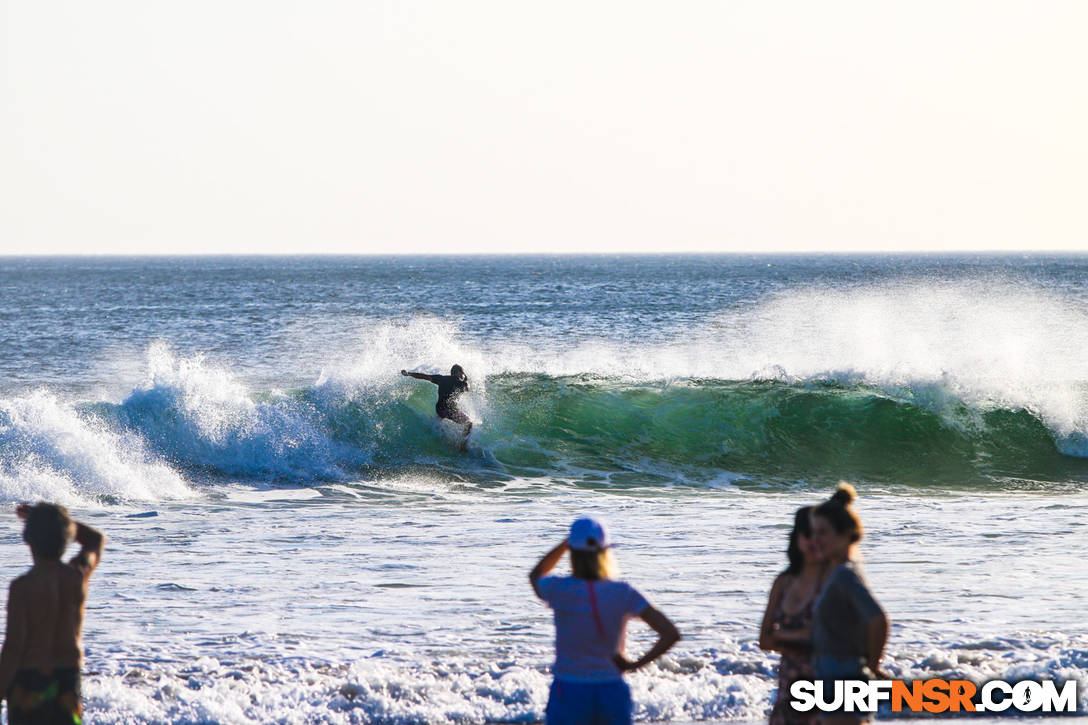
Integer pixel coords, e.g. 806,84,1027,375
530,517,681,725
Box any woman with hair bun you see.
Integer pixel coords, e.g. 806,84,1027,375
759,506,823,725
810,483,889,725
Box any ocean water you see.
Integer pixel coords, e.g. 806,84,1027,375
1,254,1087,723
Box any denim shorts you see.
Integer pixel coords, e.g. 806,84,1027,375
546,677,632,725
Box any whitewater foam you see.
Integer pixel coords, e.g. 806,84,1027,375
0,390,192,506
75,636,1088,723
118,344,355,480
81,651,777,724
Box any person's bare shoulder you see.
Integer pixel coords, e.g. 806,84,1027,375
769,571,792,596
7,572,32,607
62,560,92,592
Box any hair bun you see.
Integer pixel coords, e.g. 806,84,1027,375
830,482,857,506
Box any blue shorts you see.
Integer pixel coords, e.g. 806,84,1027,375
546,678,632,725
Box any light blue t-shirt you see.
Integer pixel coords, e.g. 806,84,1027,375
537,576,650,682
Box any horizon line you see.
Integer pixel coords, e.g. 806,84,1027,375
2,249,1086,259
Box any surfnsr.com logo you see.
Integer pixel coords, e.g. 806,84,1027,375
791,679,1078,714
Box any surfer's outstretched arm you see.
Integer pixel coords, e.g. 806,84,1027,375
400,370,438,383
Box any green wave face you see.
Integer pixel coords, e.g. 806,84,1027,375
89,372,1088,490
467,375,1083,489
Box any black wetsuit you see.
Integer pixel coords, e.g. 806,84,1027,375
433,374,469,425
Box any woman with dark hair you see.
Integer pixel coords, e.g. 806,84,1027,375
529,517,681,725
759,506,823,725
810,483,889,725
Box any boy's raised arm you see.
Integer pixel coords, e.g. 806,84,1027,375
70,520,105,575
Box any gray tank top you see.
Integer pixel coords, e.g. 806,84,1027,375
812,561,884,660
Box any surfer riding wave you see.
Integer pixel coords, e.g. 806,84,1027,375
401,364,473,450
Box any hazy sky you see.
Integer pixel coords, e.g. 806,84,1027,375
2,1,1086,255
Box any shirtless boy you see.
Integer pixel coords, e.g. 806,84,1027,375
0,503,105,725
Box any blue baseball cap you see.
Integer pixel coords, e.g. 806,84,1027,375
569,517,612,551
